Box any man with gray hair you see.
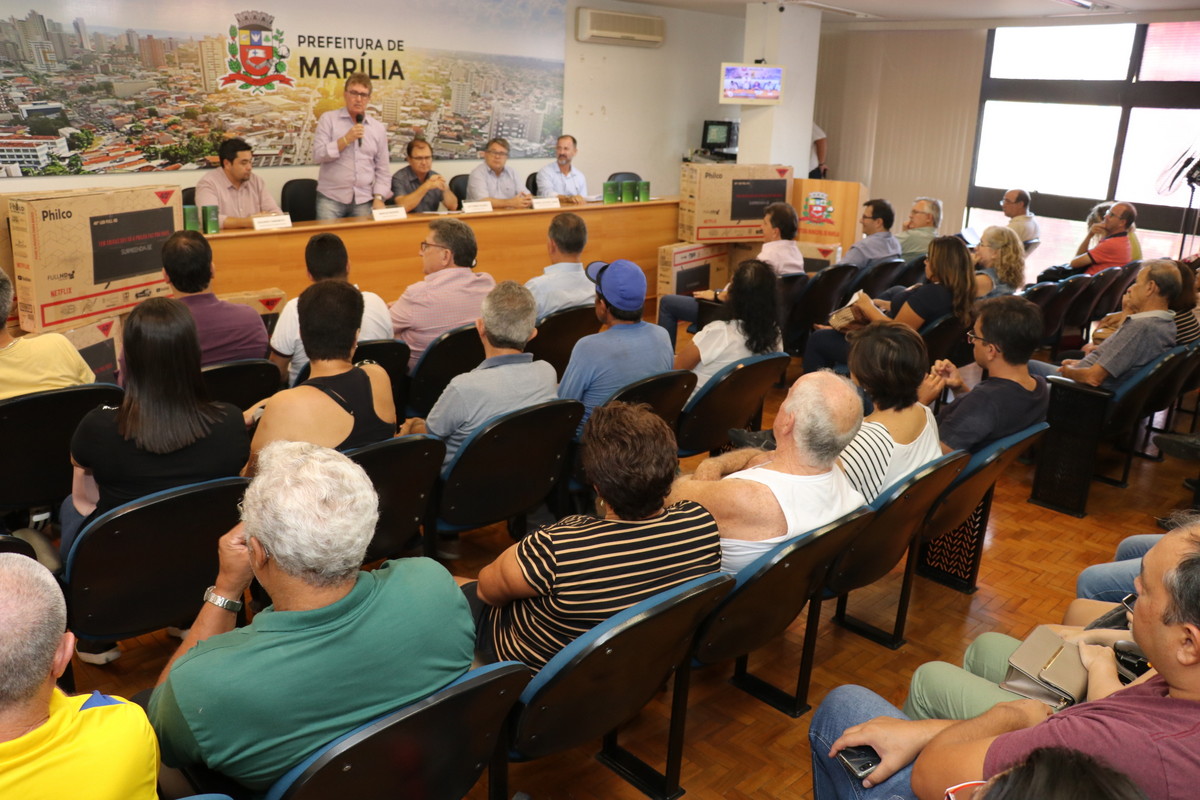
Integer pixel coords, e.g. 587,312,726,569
0,270,94,401
668,370,866,573
895,197,942,262
401,281,558,468
0,553,158,797
148,440,474,793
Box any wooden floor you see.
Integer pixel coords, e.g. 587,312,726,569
82,358,1196,800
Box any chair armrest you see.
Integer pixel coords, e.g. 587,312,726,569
1046,374,1114,400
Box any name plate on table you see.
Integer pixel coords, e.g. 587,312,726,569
531,197,561,210
252,213,293,231
372,206,407,221
461,200,493,214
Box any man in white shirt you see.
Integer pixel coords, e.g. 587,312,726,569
536,135,587,205
524,213,594,317
1001,189,1040,243
465,137,532,210
269,233,393,385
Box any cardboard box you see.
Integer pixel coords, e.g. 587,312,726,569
793,179,869,257
678,162,794,244
730,241,843,275
657,242,730,296
217,287,287,336
9,186,182,332
54,313,125,384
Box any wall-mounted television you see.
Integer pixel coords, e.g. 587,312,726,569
719,63,784,106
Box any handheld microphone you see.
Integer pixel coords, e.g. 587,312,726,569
355,113,364,146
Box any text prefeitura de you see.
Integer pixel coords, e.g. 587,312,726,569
295,36,405,51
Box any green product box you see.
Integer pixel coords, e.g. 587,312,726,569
621,181,637,203
637,181,651,202
603,181,620,204
183,205,200,231
202,205,219,234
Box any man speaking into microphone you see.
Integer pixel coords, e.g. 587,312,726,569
313,72,392,219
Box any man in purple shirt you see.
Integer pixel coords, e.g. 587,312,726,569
120,232,267,379
194,138,281,230
313,72,392,219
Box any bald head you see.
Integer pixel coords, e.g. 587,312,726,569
778,371,863,467
0,554,67,707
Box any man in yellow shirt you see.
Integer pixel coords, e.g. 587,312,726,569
0,271,93,401
0,553,158,799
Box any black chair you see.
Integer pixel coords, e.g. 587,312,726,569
0,534,36,559
783,264,856,355
1033,274,1090,353
918,423,1048,593
1023,238,1041,255
1092,261,1142,321
448,175,469,205
893,256,927,289
182,186,196,206
201,360,282,410
353,339,411,422
490,573,734,800
61,477,249,688
692,507,875,717
1059,266,1122,350
263,663,530,800
280,179,318,222
842,257,906,304
344,435,445,563
1019,281,1058,311
825,451,969,649
525,305,601,381
919,313,969,368
525,172,538,194
606,171,641,183
407,324,485,418
676,353,791,457
430,400,583,555
609,370,698,430
0,384,124,510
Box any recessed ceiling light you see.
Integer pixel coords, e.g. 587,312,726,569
790,1,879,19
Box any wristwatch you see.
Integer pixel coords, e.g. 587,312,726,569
203,585,244,613
373,194,383,202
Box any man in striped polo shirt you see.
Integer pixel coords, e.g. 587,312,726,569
474,402,721,670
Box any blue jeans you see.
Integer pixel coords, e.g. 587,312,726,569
656,294,699,348
809,685,917,800
804,328,851,373
1076,534,1160,601
315,192,372,220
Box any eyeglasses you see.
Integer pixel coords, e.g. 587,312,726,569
945,780,987,800
860,215,877,222
966,330,990,345
410,155,433,162
484,149,509,157
346,89,370,99
419,241,449,254
1122,592,1138,614
999,198,1017,206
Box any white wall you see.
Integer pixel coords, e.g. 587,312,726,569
3,1,744,201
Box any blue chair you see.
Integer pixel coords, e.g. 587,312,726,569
263,663,530,800
406,324,484,418
344,435,445,563
676,352,791,457
917,423,1049,593
490,573,734,800
692,507,875,717
448,175,469,205
826,451,969,649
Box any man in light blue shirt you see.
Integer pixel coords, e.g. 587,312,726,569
842,198,902,269
466,137,532,209
525,213,594,318
536,135,588,204
559,259,674,435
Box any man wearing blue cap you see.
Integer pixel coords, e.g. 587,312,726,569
558,259,673,433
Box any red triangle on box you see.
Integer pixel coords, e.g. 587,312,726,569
97,321,114,336
776,168,790,178
261,298,281,311
155,190,174,205
819,248,835,257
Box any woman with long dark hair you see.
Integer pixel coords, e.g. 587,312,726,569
674,259,782,398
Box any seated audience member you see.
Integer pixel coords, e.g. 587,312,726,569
1070,201,1137,276
1027,259,1179,389
657,201,803,347
559,259,673,433
271,232,393,386
390,138,459,213
1170,259,1198,344
0,270,93,401
839,323,942,501
1082,201,1144,262
524,212,593,317
149,440,474,792
1077,532,1163,603
193,137,281,229
842,199,902,269
1000,188,1039,243
808,526,1200,800
668,371,865,573
249,281,395,474
922,295,1047,453
535,134,587,204
973,225,1025,298
465,137,532,209
475,402,720,669
895,197,941,262
64,298,250,662
937,747,1148,800
674,259,782,400
401,281,557,467
391,218,496,369
0,554,158,799
804,236,975,374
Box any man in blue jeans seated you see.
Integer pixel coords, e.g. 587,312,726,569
1076,532,1162,602
809,526,1200,800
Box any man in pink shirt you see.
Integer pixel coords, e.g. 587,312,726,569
1070,201,1136,276
194,138,281,230
390,218,495,369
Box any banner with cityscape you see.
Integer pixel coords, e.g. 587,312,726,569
0,0,566,175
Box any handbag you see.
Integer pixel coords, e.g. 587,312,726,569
829,291,869,333
999,625,1088,710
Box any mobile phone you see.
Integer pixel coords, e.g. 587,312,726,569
836,745,880,780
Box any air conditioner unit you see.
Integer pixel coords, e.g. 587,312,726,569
576,7,665,48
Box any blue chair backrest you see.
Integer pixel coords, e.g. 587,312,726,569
1110,345,1185,405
